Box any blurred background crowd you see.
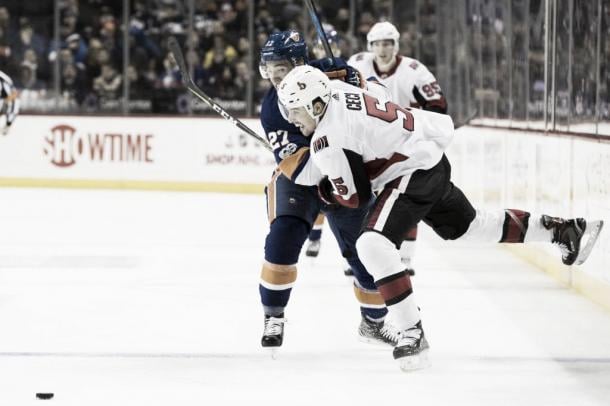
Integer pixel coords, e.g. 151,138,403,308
0,0,608,135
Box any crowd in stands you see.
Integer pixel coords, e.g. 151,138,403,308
0,0,606,123
0,0,397,113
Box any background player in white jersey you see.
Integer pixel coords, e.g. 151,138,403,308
348,21,447,113
0,70,19,135
277,65,604,372
348,21,449,275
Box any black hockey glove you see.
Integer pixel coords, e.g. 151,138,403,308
317,177,339,208
311,57,365,89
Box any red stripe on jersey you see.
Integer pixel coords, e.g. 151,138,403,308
367,188,393,229
364,153,409,180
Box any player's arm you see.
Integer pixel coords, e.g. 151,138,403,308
4,89,20,126
0,78,19,134
410,61,448,114
278,146,324,186
261,105,322,186
314,145,371,209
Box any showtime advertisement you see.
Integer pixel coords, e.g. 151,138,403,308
0,116,276,188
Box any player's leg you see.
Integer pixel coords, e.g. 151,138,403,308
304,213,325,257
422,157,603,266
260,171,320,351
455,209,603,265
356,159,450,370
324,203,399,346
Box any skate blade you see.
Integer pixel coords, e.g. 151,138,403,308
575,220,604,266
397,349,430,372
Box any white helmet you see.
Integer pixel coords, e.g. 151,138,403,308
277,65,331,120
367,21,400,53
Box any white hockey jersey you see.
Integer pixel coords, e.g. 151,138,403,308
347,52,445,111
310,85,454,207
280,78,392,186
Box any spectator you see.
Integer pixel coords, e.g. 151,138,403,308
93,64,121,100
61,62,87,105
18,60,44,90
203,35,237,70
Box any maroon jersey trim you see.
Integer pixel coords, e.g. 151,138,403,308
373,55,403,79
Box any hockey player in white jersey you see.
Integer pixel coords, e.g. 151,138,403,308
348,21,448,274
277,65,604,372
348,21,447,113
0,70,19,135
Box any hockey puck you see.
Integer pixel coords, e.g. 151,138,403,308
36,393,54,400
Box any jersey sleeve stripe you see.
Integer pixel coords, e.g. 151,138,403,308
278,147,310,182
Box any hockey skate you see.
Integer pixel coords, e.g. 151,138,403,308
358,317,400,346
305,239,321,257
542,215,604,266
392,321,430,372
261,314,286,359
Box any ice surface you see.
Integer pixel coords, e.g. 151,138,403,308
1,188,609,406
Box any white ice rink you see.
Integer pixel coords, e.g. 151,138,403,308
1,188,609,406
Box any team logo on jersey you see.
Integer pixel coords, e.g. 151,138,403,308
312,136,329,153
297,82,306,90
278,143,298,159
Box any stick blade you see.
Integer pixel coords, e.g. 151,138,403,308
167,36,191,87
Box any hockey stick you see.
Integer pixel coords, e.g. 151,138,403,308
304,0,334,61
167,37,272,152
454,108,479,129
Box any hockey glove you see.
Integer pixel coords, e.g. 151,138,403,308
318,176,339,208
312,57,365,89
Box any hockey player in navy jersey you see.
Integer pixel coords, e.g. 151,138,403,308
257,30,398,354
0,70,19,135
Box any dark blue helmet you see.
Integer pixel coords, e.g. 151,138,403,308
318,24,340,46
260,30,308,66
312,24,342,58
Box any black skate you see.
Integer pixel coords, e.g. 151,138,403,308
542,215,604,266
261,314,286,358
305,239,321,257
392,321,430,372
358,317,400,346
